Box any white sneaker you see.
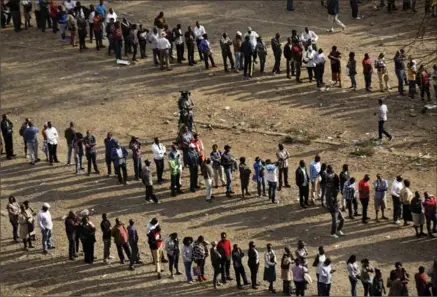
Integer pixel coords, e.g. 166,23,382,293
331,234,339,239
354,16,361,19
337,231,345,236
395,220,401,225
108,255,115,259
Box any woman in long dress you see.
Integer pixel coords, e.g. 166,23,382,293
18,204,34,250
264,243,277,293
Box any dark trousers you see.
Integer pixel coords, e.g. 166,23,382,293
132,157,142,178
86,152,98,173
234,266,248,287
189,165,198,191
244,55,254,76
395,69,405,94
249,263,259,287
362,281,371,296
187,42,195,65
204,52,215,69
67,233,76,259
426,215,437,234
294,280,306,296
330,208,344,234
299,185,309,206
392,195,401,222
123,36,131,56
283,280,292,295
176,43,184,63
153,48,160,65
11,10,21,32
315,64,325,86
50,16,58,32
221,258,231,281
286,58,294,77
3,133,14,157
47,143,58,164
139,41,146,58
145,185,159,203
279,167,289,187
294,60,302,81
408,80,416,98
94,31,103,49
258,52,266,72
10,218,18,241
170,173,181,195
103,238,111,259
421,85,431,101
117,163,128,184
222,51,234,71
402,204,412,222
307,67,315,82
78,30,86,49
213,263,222,285
378,120,391,140
364,72,372,90
273,53,281,73
196,39,204,60
168,253,179,274
287,0,294,10
257,178,266,196
350,0,359,18
116,242,131,262
89,23,94,42
195,258,206,277
83,239,95,263
320,283,331,296
361,198,369,221
105,155,117,175
130,241,139,267
154,159,164,182
268,181,277,203
349,276,358,296
346,198,358,217
115,42,122,60
40,8,49,32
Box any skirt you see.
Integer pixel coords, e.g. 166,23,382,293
264,266,276,282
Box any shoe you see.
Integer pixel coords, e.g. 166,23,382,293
158,273,161,279
188,281,194,284
129,266,135,271
201,276,208,281
395,220,401,225
176,271,183,275
284,185,291,188
237,285,244,289
420,232,427,237
300,204,307,209
362,220,368,224
120,260,125,264
381,216,389,220
337,230,345,236
331,234,339,239
226,277,233,281
252,286,258,289
42,250,49,254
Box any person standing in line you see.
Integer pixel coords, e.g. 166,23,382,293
313,246,326,296
232,31,243,72
280,247,293,296
407,55,417,99
411,191,427,237
138,25,148,59
19,118,30,158
295,240,308,267
184,26,196,66
291,41,304,83
152,137,166,184
79,216,96,264
221,145,234,197
84,130,100,175
339,164,350,211
325,165,344,238
77,14,88,52
120,18,131,57
18,203,35,250
374,99,392,145
361,259,375,296
127,219,141,270
37,203,54,254
374,53,390,92
88,4,95,42
210,241,223,288
373,174,389,222
239,157,252,198
111,218,132,265
347,52,357,90
350,0,360,19
328,46,342,88
304,45,316,82
67,10,77,47
248,241,260,289
264,243,277,293
165,233,181,278
149,27,160,66
6,196,20,242
423,192,436,237
314,48,326,88
101,213,113,264
182,237,194,284
343,177,358,219
41,123,49,161
241,35,254,78
271,33,282,75
390,175,404,225
358,174,371,224
65,211,78,260
327,0,346,32
319,163,328,206
276,143,290,190
173,24,184,63
168,146,183,196
220,32,235,72
319,258,335,296
142,160,159,203
217,232,233,283
232,244,250,289
193,235,208,282
64,121,75,165
128,136,142,180
187,144,199,192
93,11,104,50
394,49,406,96
129,24,139,62
371,268,386,296
347,255,360,296
45,121,59,165
418,65,432,102
104,132,117,177
284,37,293,79
23,121,40,165
363,53,373,92
309,155,321,201
197,34,216,70
256,36,267,73
201,158,214,202
158,31,172,71
292,258,308,296
400,179,414,226
1,114,16,160
193,21,206,61
253,157,266,197
210,144,226,188
111,141,128,185
266,159,279,204
295,160,310,208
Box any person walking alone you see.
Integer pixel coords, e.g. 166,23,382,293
374,99,392,145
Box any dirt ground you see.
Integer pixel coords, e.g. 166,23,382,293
1,0,437,296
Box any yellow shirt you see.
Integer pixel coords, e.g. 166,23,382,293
400,187,413,205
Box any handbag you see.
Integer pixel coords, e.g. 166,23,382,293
192,265,200,276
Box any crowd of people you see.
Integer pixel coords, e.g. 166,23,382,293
1,0,436,101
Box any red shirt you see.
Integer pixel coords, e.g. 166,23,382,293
217,239,231,257
423,195,436,217
358,180,370,199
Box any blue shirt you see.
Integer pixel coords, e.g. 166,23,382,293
95,4,106,18
23,126,39,143
104,137,117,156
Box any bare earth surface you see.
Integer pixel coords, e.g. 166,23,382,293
1,1,437,296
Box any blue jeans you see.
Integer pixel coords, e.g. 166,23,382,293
235,52,242,70
132,157,142,179
408,80,416,98
349,276,357,296
350,74,357,88
268,181,277,202
184,261,193,282
41,229,53,251
395,69,405,94
67,142,73,164
225,167,232,193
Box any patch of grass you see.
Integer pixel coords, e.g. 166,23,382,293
350,145,375,157
282,135,312,145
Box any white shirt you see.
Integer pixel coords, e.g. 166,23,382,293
37,210,53,230
319,264,333,284
316,254,326,275
45,127,59,145
347,262,359,279
244,31,259,49
148,32,159,49
378,104,388,121
88,10,95,23
116,147,123,159
314,52,325,65
193,25,206,40
305,50,316,68
300,30,319,43
152,143,166,160
157,37,170,50
106,12,117,23
390,179,404,197
63,0,76,11
174,29,184,45
265,165,278,183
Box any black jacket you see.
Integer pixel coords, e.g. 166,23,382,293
339,170,350,193
283,43,292,60
248,247,259,267
295,166,310,187
100,219,112,240
241,40,254,56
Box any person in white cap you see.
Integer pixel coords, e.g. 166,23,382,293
233,31,244,72
37,203,54,254
157,31,172,71
244,27,259,51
